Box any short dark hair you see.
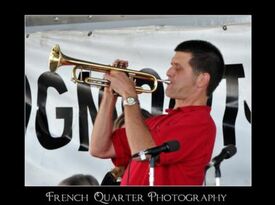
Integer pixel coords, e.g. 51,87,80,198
58,174,99,186
175,40,225,96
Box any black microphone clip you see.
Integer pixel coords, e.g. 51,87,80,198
132,140,180,160
208,144,237,168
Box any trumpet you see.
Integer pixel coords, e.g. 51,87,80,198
49,44,170,93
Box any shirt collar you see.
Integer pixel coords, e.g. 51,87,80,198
165,105,211,114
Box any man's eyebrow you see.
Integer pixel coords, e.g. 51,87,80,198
171,62,182,68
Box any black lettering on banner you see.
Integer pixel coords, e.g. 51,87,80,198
244,100,251,123
35,72,72,149
135,68,165,115
207,94,213,107
25,75,32,131
168,99,175,109
77,72,98,151
222,64,245,145
27,63,249,151
98,87,118,122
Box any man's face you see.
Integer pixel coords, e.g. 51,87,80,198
165,52,199,99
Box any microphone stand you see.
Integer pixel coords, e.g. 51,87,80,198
214,163,221,186
149,154,158,186
203,165,210,186
203,163,221,186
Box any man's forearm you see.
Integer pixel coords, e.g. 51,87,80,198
124,104,156,155
90,91,116,157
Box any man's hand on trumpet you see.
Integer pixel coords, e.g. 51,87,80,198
104,59,137,99
112,59,129,69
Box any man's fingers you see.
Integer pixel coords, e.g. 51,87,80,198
112,59,128,68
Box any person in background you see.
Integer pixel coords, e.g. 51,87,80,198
90,40,225,185
58,174,99,186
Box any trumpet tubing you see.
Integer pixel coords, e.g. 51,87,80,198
49,44,170,93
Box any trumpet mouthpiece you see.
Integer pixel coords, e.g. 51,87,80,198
157,79,170,85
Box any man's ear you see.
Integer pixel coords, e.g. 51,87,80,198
196,72,210,88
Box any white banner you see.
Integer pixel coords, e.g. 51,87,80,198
25,21,251,186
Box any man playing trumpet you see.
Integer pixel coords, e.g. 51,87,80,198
90,40,225,186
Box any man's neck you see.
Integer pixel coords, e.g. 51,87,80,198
174,96,208,109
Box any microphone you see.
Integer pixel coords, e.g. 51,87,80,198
208,144,237,167
132,140,180,160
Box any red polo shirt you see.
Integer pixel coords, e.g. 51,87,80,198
111,106,216,186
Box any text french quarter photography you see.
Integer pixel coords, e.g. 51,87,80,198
45,191,227,204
